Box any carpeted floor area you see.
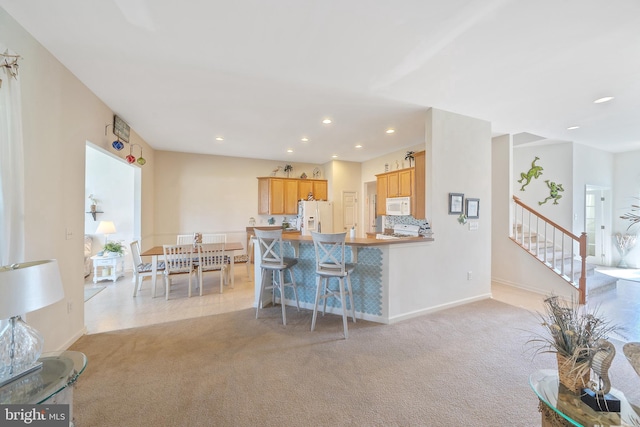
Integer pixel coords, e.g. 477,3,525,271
69,298,640,426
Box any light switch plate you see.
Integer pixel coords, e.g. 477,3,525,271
469,221,478,231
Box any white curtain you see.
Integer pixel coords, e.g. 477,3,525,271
0,46,25,266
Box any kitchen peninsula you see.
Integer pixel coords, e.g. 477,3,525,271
253,234,436,324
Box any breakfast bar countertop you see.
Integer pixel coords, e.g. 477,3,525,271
280,233,434,247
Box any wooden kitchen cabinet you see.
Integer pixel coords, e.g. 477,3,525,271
413,150,426,219
375,166,417,216
259,177,328,215
313,180,328,201
376,174,388,216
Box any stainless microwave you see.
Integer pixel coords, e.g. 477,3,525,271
386,197,411,216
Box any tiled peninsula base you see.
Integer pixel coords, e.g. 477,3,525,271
253,237,435,324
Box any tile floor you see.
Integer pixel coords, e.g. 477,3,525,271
84,267,640,341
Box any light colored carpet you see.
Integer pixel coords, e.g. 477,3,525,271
83,286,106,302
69,299,640,426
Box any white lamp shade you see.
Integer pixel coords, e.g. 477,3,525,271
0,260,65,319
95,221,116,235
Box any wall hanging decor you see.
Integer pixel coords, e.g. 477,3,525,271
105,115,146,166
448,193,464,215
466,198,480,219
539,180,564,205
517,156,543,191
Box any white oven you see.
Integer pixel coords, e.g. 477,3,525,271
386,197,411,216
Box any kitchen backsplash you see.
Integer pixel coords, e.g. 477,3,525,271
387,215,432,236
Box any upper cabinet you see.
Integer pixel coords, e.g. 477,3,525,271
258,177,328,215
375,150,426,219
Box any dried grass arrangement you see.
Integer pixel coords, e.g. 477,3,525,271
528,296,621,393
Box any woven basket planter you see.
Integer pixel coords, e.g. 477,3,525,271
557,353,590,394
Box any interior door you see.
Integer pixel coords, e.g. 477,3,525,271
585,185,611,266
342,191,357,235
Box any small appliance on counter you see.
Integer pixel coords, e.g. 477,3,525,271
376,224,421,240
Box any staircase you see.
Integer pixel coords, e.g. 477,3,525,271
511,196,592,303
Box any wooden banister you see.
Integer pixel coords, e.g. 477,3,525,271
511,196,587,304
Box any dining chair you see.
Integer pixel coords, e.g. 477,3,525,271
130,240,165,297
310,231,356,339
254,229,300,325
162,244,196,300
177,234,194,245
196,243,227,294
201,234,230,284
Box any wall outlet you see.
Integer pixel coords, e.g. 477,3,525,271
467,271,473,281
65,228,73,240
67,301,73,313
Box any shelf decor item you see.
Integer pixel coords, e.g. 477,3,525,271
527,296,620,394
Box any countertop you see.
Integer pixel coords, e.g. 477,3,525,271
281,233,433,247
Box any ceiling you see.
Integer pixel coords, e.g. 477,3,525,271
2,0,640,164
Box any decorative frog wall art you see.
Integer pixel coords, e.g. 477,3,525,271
539,180,564,205
517,156,543,191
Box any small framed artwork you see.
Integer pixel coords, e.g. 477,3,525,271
448,193,464,215
466,198,480,219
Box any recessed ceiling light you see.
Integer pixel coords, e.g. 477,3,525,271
287,149,293,153
322,119,332,124
386,129,395,134
355,144,363,149
332,154,338,158
301,137,309,142
567,126,580,130
594,96,614,104
215,137,224,141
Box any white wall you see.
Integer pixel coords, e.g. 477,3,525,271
613,150,640,267
512,142,573,230
417,108,492,307
0,8,157,351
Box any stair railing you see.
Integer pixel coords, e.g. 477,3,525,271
511,196,587,304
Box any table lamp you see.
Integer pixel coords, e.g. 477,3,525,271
0,260,64,387
95,220,116,247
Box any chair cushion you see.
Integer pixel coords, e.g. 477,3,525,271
137,261,165,273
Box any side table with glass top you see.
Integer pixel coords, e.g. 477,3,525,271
0,350,87,427
530,369,640,427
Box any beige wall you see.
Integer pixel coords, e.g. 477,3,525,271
1,9,156,351
323,160,361,233
153,151,324,247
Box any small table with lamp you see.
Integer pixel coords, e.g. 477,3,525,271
91,253,125,283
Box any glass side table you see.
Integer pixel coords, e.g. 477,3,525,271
530,369,640,427
0,350,87,426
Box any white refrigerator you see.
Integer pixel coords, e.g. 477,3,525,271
298,201,333,236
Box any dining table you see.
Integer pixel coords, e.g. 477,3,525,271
140,242,244,298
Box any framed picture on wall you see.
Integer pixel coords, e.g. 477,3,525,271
448,193,464,214
466,198,480,219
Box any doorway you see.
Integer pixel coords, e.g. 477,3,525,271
84,142,140,301
585,185,612,266
342,191,358,235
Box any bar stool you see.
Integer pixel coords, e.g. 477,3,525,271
254,229,300,325
310,231,356,339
